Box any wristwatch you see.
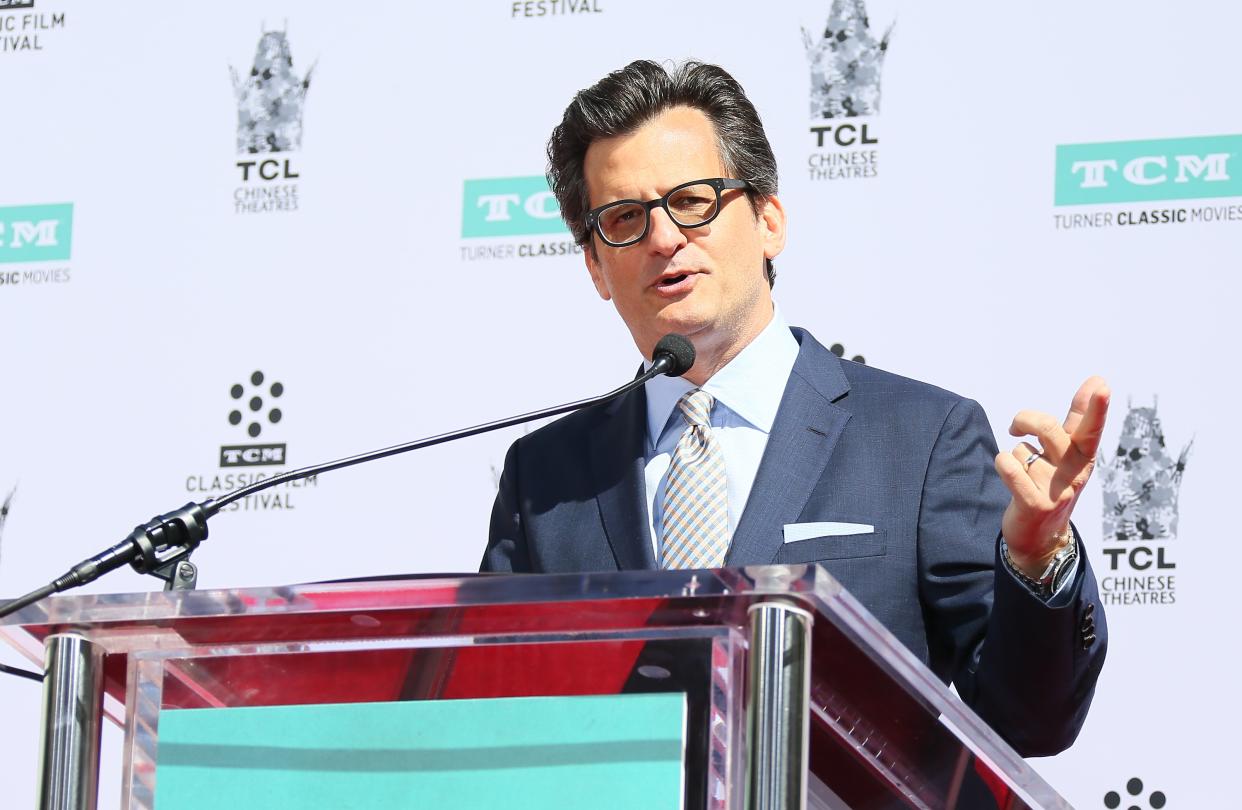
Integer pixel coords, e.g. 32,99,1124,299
1001,529,1078,599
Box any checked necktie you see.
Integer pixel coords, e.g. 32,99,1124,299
660,389,729,569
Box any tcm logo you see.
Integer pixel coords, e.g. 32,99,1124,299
0,0,35,9
220,444,286,467
221,370,286,467
1055,134,1242,205
461,176,568,238
0,204,72,264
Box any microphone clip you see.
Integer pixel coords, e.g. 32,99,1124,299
127,503,209,591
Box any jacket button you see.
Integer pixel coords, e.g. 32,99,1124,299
1081,632,1096,650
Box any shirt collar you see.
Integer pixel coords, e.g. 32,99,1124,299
644,306,799,445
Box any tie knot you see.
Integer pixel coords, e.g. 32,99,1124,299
677,389,714,429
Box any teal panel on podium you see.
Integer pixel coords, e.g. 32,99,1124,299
154,693,686,810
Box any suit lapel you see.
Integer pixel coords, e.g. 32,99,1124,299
726,330,852,566
590,385,657,570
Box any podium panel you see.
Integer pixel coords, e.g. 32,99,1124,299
1,565,1071,809
155,694,686,809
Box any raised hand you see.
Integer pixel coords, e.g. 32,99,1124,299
995,377,1111,575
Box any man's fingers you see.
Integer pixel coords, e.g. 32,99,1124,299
1065,377,1111,459
1062,376,1107,434
1010,377,1111,466
999,382,1108,543
995,452,1045,508
1009,410,1071,462
1010,441,1042,467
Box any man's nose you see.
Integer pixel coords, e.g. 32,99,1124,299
646,208,688,256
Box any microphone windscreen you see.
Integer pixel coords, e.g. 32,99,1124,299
653,334,696,377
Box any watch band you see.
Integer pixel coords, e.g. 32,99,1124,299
1001,529,1078,598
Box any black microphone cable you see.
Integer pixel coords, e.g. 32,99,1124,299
0,661,42,683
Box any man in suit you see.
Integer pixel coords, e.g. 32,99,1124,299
481,60,1108,757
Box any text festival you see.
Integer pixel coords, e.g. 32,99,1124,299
0,11,63,53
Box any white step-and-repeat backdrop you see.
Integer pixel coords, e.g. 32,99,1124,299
1,1,1236,806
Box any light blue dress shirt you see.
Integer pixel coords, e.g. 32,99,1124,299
643,308,798,563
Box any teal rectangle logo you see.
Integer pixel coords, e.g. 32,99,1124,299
1055,135,1242,206
461,176,568,238
0,203,73,263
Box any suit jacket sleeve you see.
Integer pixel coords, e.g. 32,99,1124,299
481,439,533,573
918,397,1107,756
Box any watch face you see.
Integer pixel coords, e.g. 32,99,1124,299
1050,546,1079,590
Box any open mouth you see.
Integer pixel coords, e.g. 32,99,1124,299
658,273,690,287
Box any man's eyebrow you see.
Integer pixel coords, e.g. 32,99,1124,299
597,180,703,205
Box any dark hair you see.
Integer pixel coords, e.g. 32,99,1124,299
547,60,780,287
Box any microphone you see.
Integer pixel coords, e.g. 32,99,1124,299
0,334,697,618
650,333,696,378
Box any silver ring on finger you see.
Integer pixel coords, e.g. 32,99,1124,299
1024,452,1042,468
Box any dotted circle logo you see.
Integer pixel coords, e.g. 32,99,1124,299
829,343,866,364
228,370,284,438
1104,777,1166,809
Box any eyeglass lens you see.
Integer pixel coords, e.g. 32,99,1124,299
598,183,721,245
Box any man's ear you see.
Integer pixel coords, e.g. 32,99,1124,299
759,194,788,262
584,245,612,301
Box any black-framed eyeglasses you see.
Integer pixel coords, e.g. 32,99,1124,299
584,177,753,248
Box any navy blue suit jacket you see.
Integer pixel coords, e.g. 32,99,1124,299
482,328,1106,756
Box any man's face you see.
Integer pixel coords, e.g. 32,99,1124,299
582,106,786,377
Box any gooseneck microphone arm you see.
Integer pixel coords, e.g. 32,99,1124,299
0,335,697,620
207,343,686,515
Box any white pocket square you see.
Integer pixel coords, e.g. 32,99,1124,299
783,522,875,543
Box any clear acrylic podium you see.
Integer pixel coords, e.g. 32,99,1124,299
1,565,1070,809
